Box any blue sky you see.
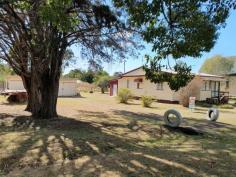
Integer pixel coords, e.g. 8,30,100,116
66,11,236,75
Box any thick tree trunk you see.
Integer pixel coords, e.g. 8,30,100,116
29,70,60,119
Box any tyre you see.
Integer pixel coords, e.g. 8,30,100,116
207,108,219,121
164,109,182,127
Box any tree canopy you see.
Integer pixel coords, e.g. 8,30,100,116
199,55,236,75
115,0,236,90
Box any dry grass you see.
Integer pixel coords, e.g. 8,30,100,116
0,93,236,177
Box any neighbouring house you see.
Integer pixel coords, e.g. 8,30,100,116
226,73,236,97
110,67,229,103
4,76,78,97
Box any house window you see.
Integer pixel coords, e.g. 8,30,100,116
201,81,209,91
156,82,163,90
209,81,212,90
126,80,129,88
137,82,140,89
226,81,229,89
137,82,142,89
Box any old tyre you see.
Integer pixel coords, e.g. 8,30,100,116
207,108,219,121
164,109,182,127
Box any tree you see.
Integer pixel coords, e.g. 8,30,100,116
199,55,236,75
114,0,235,91
113,71,123,78
0,63,15,81
80,70,95,84
0,0,137,118
64,69,83,79
96,75,111,93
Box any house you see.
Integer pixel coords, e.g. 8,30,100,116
110,67,228,103
226,73,236,97
4,76,78,97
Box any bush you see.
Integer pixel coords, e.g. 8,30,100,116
141,96,154,107
179,77,202,107
117,88,132,103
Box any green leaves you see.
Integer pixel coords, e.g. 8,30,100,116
115,0,233,90
143,56,193,91
39,0,78,32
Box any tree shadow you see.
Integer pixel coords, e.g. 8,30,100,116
112,109,163,123
0,113,235,177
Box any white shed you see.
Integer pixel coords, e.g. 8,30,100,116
58,79,77,96
5,76,78,97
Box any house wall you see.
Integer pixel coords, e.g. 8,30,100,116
58,81,77,97
118,76,178,101
199,90,212,100
227,76,236,97
118,74,227,102
6,76,77,96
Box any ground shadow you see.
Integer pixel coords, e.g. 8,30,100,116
0,113,236,177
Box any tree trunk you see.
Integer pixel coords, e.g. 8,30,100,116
101,87,105,94
21,76,32,112
29,70,60,119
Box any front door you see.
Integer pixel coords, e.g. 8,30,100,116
112,84,117,96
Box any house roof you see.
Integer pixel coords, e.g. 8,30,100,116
195,73,224,78
6,75,77,82
121,66,226,81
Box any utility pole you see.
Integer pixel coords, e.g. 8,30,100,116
123,59,126,73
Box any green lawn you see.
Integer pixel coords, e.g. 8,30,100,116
0,93,236,177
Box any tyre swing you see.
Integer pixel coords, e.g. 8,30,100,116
163,109,182,127
207,108,219,121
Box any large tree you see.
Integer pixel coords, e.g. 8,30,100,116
200,55,236,75
0,0,138,118
115,0,236,91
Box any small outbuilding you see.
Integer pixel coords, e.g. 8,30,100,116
109,79,118,96
4,76,78,97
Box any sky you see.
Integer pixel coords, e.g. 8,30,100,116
66,11,236,75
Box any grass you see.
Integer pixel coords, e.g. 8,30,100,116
0,93,236,176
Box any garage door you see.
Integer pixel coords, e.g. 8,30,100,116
59,82,77,96
8,80,25,90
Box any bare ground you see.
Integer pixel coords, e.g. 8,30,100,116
0,93,236,177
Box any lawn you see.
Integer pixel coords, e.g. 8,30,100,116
0,93,236,177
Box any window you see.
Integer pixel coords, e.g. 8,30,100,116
137,82,143,89
126,80,129,88
201,81,207,91
226,81,229,89
209,81,212,90
156,82,163,90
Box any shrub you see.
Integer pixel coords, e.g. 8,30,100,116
179,76,202,107
117,88,132,103
219,104,234,109
141,96,154,107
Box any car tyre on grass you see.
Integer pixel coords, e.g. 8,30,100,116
207,108,219,121
164,109,182,127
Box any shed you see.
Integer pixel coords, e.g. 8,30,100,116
5,76,78,97
109,79,118,96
